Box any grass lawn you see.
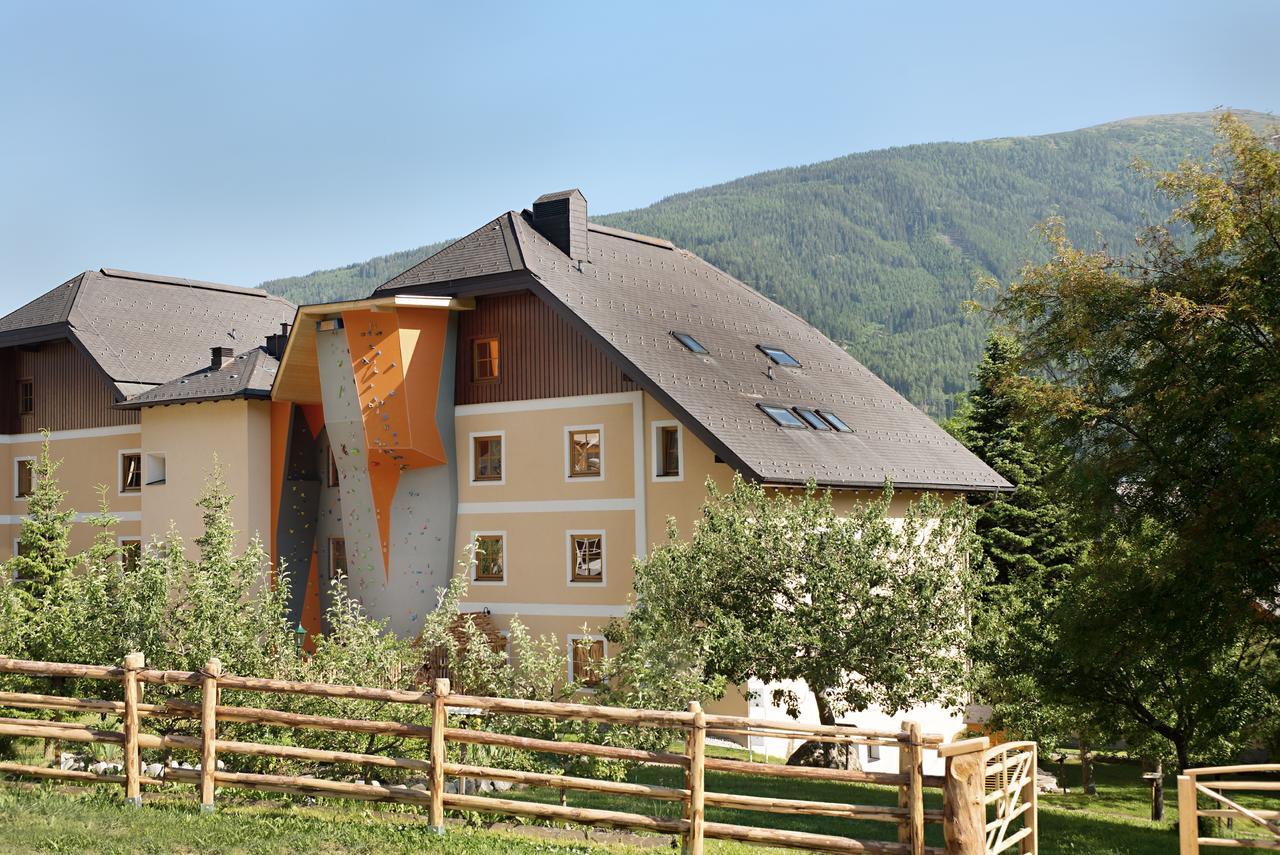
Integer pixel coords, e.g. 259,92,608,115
0,744,1273,854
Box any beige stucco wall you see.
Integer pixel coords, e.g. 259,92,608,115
139,399,273,554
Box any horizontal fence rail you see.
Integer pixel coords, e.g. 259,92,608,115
1179,764,1280,853
0,655,1022,854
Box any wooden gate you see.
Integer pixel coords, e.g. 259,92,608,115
1178,764,1280,852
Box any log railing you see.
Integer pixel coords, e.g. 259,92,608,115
1178,764,1280,853
0,654,1025,854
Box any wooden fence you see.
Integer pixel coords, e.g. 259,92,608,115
0,654,1035,855
1178,763,1280,852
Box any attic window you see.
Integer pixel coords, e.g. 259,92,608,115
758,404,806,429
671,332,708,354
818,410,853,433
757,345,800,367
794,407,831,431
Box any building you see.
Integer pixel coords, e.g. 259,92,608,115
0,267,293,562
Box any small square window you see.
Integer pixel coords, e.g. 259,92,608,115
17,379,32,416
473,534,504,582
867,743,881,762
571,638,606,686
671,332,709,354
328,449,340,487
472,337,500,382
758,404,807,429
570,533,604,583
659,426,681,477
119,538,142,572
568,429,601,478
144,453,167,486
757,345,801,367
794,407,831,431
328,537,347,581
818,410,853,433
121,453,142,493
14,458,35,499
473,435,503,482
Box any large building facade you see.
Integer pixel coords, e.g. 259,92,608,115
0,191,1007,763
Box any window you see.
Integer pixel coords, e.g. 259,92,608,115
120,452,142,493
671,332,709,354
570,637,606,687
17,379,32,415
328,537,347,581
758,404,806,429
757,345,801,367
119,538,142,572
472,533,505,583
472,336,500,382
654,423,681,479
144,453,167,486
471,434,504,483
794,407,831,431
817,410,853,433
14,457,35,499
567,428,602,479
569,533,605,583
327,449,340,487
867,743,881,763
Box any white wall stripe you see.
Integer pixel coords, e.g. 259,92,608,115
455,392,640,417
0,511,141,525
0,424,141,445
458,498,637,515
462,603,631,618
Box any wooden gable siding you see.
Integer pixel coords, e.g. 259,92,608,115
0,340,138,433
455,291,638,405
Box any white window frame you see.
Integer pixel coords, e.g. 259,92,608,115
564,424,605,482
566,529,607,586
11,537,20,562
117,536,143,567
12,456,35,501
117,448,143,497
144,452,167,486
469,430,506,486
469,530,507,587
567,634,608,688
650,420,683,482
867,742,882,763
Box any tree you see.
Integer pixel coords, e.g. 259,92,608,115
613,476,985,737
6,435,77,610
988,113,1280,769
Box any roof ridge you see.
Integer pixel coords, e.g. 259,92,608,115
98,268,283,301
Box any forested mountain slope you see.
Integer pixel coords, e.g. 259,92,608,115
261,111,1273,417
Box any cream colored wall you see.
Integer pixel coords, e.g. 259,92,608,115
139,400,272,553
0,426,143,560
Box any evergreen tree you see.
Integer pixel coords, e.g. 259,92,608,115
6,435,77,607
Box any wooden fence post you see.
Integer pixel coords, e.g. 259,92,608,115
940,736,989,855
684,701,706,855
200,658,222,813
1021,742,1038,855
899,720,924,855
1177,775,1199,855
121,652,145,807
429,678,449,835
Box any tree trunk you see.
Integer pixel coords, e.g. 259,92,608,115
1173,735,1190,775
1081,740,1096,795
813,692,836,769
1152,759,1164,822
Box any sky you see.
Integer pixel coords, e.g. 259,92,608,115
0,0,1276,314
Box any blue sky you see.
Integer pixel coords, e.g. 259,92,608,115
0,0,1275,313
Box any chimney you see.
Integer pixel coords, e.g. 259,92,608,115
210,346,234,370
530,189,588,261
265,322,291,359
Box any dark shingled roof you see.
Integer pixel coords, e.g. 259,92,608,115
376,195,1010,493
118,346,279,409
0,268,294,399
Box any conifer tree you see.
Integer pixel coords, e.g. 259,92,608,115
6,435,77,606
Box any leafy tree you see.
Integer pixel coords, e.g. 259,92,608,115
988,113,1280,769
614,476,985,737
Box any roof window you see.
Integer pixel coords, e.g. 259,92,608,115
818,410,853,432
794,407,831,431
758,404,807,429
671,332,708,354
757,345,800,367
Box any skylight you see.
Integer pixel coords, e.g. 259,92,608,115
794,407,831,430
758,404,806,429
757,345,800,367
818,410,853,432
671,332,709,354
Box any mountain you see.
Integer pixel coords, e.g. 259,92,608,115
261,110,1274,418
